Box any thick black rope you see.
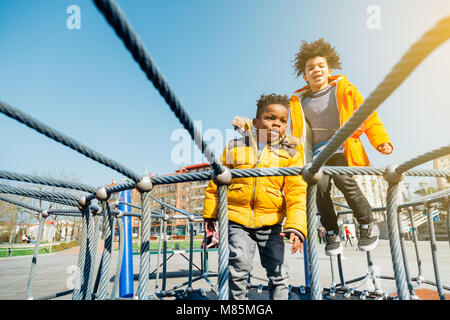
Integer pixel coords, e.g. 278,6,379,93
0,183,80,207
0,101,140,182
92,0,224,175
0,170,96,193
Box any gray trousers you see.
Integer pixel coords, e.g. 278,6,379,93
228,221,289,300
317,153,372,232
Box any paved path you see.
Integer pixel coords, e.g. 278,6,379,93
0,239,449,300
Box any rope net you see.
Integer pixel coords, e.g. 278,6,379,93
0,0,449,301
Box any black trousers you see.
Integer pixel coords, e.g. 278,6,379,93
316,153,372,233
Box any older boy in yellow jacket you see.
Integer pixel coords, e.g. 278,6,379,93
203,93,307,300
289,38,393,256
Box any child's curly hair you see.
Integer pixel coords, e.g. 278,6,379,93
293,38,342,77
256,93,289,118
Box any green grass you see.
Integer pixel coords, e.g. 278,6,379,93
0,241,79,258
111,239,205,253
130,240,204,252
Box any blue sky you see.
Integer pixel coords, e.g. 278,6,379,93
0,0,449,193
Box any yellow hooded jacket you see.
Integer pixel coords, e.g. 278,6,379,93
202,125,307,240
289,75,393,166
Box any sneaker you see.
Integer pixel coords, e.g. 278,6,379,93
325,231,342,256
358,222,379,251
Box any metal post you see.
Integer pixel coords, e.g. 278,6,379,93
9,207,19,257
137,191,152,300
110,217,124,300
329,256,336,288
445,196,450,248
203,224,209,275
26,215,46,300
162,216,168,294
119,190,134,298
385,181,410,300
303,241,309,288
187,220,194,291
155,217,163,292
217,184,229,300
425,203,446,300
49,221,54,255
72,207,89,300
366,251,382,294
305,184,323,300
397,209,416,298
336,254,346,289
85,212,100,300
408,207,423,278
96,201,114,300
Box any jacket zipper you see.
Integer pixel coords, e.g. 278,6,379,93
249,145,265,228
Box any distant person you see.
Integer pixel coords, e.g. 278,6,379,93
344,226,353,247
203,93,307,300
289,38,393,256
318,226,326,244
22,234,28,243
201,229,219,249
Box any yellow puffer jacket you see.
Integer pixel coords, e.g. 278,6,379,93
203,125,307,239
289,75,393,166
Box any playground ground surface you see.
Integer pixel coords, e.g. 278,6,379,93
0,239,449,300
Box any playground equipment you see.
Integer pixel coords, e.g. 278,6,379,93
0,0,449,300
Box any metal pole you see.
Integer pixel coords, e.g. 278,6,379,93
425,203,446,300
305,184,323,300
397,209,416,298
445,196,450,248
110,217,124,300
366,251,382,294
9,207,19,257
188,220,194,291
329,256,336,288
96,201,114,300
85,213,100,300
26,214,47,300
202,223,209,275
336,254,346,289
303,240,309,288
72,207,89,300
408,207,423,278
385,181,410,300
162,217,168,294
119,190,134,298
155,217,163,292
137,191,152,300
217,185,230,300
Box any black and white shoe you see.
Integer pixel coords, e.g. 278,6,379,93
325,231,342,256
358,222,379,252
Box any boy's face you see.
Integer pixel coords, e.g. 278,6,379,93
253,104,288,143
303,56,332,92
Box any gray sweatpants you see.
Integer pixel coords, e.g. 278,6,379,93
228,221,289,300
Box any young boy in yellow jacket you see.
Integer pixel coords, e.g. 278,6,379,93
289,38,393,256
203,93,307,300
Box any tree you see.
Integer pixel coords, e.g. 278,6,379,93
0,168,84,243
413,186,438,197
